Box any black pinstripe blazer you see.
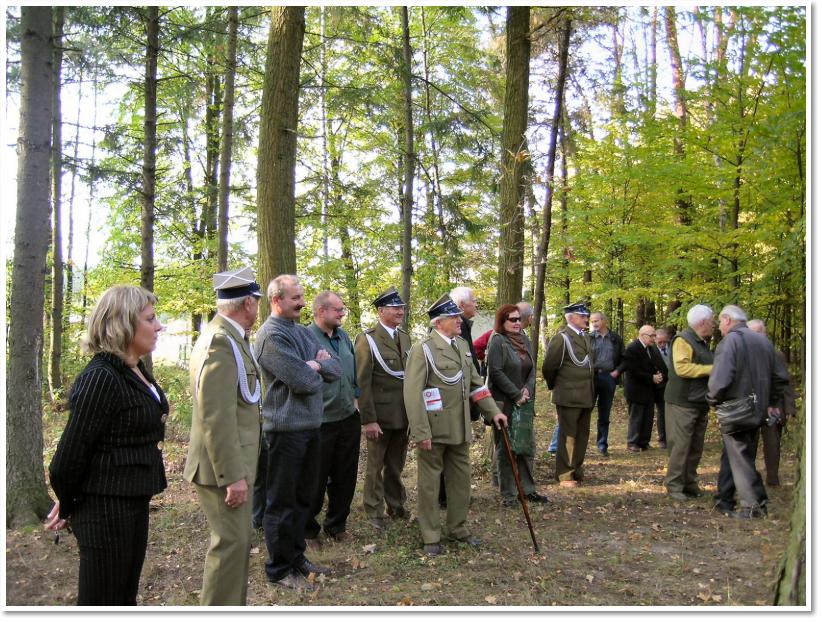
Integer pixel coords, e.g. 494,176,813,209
49,352,168,518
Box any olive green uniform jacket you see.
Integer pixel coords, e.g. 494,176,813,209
184,314,262,605
404,331,500,444
541,326,595,408
355,323,411,429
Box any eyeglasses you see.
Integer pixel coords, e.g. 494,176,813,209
640,332,655,338
507,317,522,323
327,306,346,315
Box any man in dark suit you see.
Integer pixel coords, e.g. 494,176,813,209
354,287,412,529
541,302,595,487
620,325,667,452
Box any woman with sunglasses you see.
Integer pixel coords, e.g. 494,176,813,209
486,304,549,507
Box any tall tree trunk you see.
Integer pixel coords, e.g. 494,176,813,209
141,6,159,372
773,403,805,604
80,66,98,324
664,6,690,227
530,17,571,361
204,22,221,252
420,7,450,283
65,65,83,342
399,6,414,330
7,5,55,528
256,6,305,319
496,6,530,306
559,121,570,308
48,6,65,397
217,5,238,272
181,110,203,341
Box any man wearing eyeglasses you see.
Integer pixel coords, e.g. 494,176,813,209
305,291,360,547
619,325,668,452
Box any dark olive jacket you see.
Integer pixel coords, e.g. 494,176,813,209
486,332,536,416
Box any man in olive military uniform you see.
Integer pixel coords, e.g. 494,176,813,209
404,294,507,556
184,267,263,605
354,286,412,528
541,302,595,488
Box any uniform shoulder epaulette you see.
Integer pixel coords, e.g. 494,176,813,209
397,326,408,335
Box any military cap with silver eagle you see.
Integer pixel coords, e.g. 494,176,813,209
427,294,462,319
373,285,405,308
213,267,262,299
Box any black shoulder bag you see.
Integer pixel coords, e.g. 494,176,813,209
714,334,762,435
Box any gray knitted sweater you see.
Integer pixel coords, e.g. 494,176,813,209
254,314,342,432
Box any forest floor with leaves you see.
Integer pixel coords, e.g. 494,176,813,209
6,388,797,608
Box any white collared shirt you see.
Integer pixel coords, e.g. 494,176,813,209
218,313,247,341
379,322,397,340
434,329,456,347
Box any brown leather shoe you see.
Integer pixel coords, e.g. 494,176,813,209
559,480,579,488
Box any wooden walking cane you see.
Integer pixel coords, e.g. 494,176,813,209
500,424,540,553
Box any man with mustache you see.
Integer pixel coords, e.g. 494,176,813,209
254,274,342,591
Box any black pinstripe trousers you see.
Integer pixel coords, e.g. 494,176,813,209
71,494,151,605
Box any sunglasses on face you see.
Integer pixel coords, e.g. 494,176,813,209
507,316,522,323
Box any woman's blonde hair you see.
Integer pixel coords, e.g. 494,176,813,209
83,285,157,358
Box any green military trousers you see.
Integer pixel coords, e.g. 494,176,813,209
416,441,472,545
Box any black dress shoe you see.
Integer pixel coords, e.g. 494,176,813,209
456,535,482,548
683,488,704,498
296,557,331,577
423,543,442,556
526,492,549,504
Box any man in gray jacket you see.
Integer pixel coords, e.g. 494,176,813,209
708,305,789,519
254,275,342,590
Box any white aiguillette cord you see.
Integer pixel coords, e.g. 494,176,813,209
365,333,405,380
422,342,463,385
559,332,591,368
226,337,261,404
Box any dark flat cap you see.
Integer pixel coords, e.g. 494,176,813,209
427,294,462,319
563,301,590,316
373,286,405,308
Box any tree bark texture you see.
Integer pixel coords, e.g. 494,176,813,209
256,6,305,319
664,6,691,226
141,6,159,294
530,16,571,361
399,7,415,331
496,6,530,306
772,403,805,605
140,6,159,373
217,5,239,272
48,6,65,397
7,5,55,528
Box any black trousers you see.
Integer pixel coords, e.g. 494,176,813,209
71,494,151,605
715,428,768,510
654,395,667,443
251,434,269,529
306,412,361,538
626,401,655,448
263,428,320,582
